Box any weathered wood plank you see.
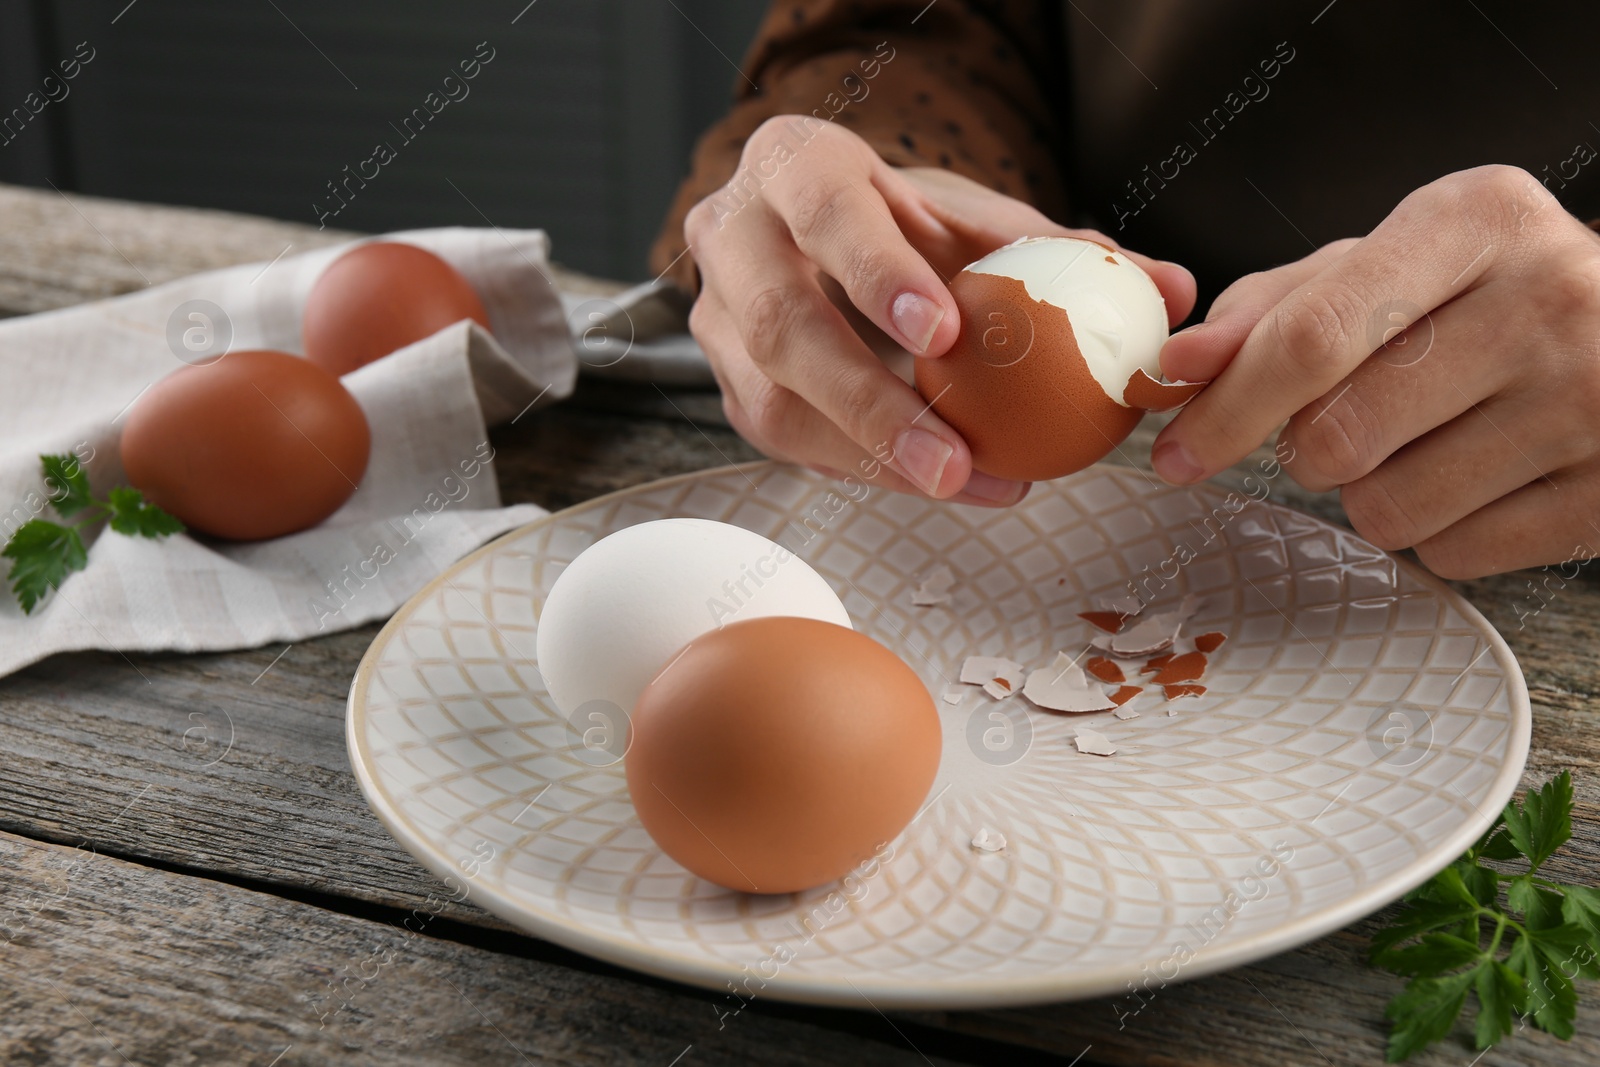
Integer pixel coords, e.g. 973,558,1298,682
0,829,973,1067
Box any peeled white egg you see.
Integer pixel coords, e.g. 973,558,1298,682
915,235,1207,481
965,236,1169,406
534,518,851,717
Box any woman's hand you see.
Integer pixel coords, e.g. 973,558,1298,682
685,116,1197,505
1156,165,1600,578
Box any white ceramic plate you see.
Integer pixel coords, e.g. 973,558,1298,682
346,462,1530,1009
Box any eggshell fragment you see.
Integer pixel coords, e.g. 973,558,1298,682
1110,685,1143,707
970,827,1008,853
961,656,1025,687
1074,728,1117,756
1150,651,1208,685
1110,614,1181,657
983,676,1017,699
1023,654,1116,713
1194,631,1228,653
1078,610,1129,634
1096,595,1145,616
1123,368,1208,411
1085,656,1126,684
912,564,956,606
626,616,940,895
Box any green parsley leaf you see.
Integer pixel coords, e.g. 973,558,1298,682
1369,899,1480,960
1529,924,1600,980
1477,829,1522,861
105,487,184,538
1507,875,1566,931
1373,932,1483,977
40,454,91,517
1560,885,1600,940
1503,772,1572,870
1384,969,1477,1062
1372,772,1596,1060
3,453,185,612
2,520,87,612
1459,861,1498,906
1474,960,1524,1049
1511,931,1577,1040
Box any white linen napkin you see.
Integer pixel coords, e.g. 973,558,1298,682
0,226,575,678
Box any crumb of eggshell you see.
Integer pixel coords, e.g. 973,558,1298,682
1085,656,1126,684
1074,728,1117,756
970,827,1007,853
1023,654,1117,712
1078,610,1130,634
983,676,1017,699
912,564,956,606
1151,651,1207,685
1096,595,1144,616
961,655,1025,685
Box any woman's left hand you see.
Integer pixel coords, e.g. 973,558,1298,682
1154,164,1600,578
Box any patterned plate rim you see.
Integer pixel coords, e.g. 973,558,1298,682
345,460,1532,1009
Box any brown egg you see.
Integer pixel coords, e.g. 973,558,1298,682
121,349,370,540
302,241,490,376
915,237,1204,481
626,616,941,895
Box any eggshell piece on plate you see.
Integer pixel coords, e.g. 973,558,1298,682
302,241,490,376
120,349,370,540
626,616,940,895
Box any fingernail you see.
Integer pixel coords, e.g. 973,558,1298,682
894,426,954,495
892,291,945,354
960,470,1028,505
1152,440,1204,485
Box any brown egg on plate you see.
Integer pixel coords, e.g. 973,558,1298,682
626,615,941,895
915,236,1207,481
301,241,490,376
121,349,370,540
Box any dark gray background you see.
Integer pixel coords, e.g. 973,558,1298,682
0,0,766,280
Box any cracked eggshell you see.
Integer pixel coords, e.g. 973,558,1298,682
535,518,851,718
915,236,1189,481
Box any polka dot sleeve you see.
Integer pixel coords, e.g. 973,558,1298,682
648,0,1067,295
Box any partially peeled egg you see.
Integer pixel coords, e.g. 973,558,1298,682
914,236,1205,481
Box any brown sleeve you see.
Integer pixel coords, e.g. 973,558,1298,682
648,0,1067,294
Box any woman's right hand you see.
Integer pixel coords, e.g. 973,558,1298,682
684,116,1197,505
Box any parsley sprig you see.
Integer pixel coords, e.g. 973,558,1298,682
1373,771,1598,1060
2,454,182,613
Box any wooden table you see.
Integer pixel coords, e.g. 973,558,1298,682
0,182,1594,1067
